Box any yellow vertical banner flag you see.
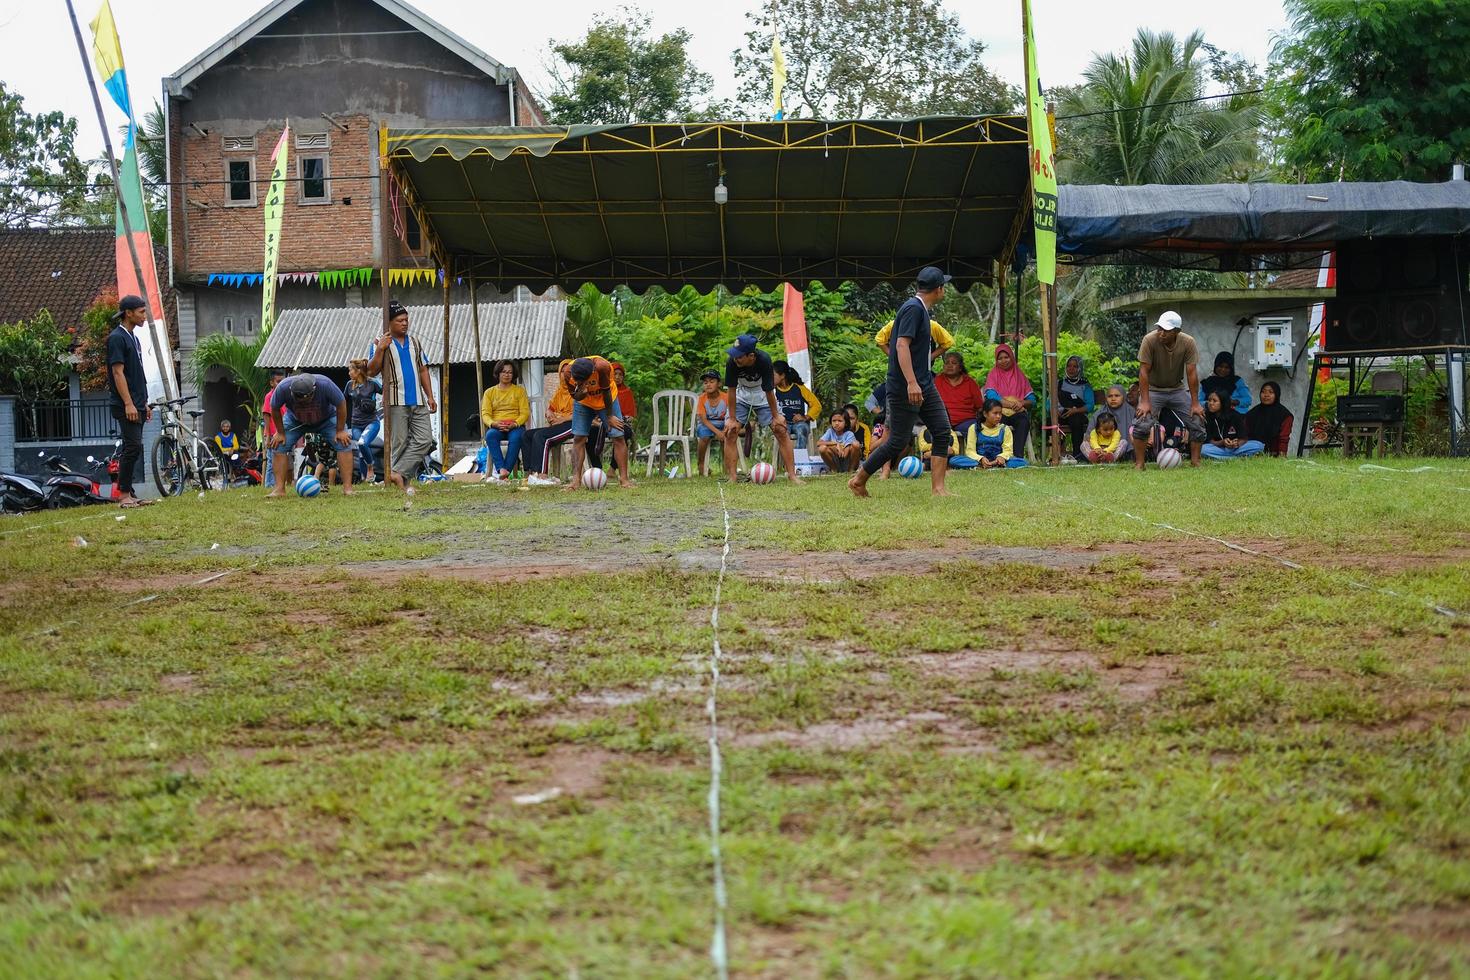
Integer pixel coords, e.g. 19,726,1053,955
261,125,290,339
1023,0,1057,285
772,34,787,120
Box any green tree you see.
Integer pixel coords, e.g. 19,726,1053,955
0,82,90,227
1269,0,1470,181
732,0,1016,119
1056,30,1261,185
544,9,717,124
0,312,72,439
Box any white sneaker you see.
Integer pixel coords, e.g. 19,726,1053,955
481,472,503,484
527,474,560,487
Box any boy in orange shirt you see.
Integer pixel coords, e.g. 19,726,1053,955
560,356,634,489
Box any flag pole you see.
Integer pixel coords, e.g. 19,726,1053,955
378,125,395,487
66,0,174,401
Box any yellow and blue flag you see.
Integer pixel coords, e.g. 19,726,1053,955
772,34,787,121
90,0,174,398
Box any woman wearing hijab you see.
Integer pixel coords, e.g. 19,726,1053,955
982,342,1036,461
1051,355,1094,462
1198,351,1252,413
1087,384,1137,462
1245,381,1294,456
1201,390,1265,459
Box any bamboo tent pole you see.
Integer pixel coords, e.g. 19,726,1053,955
378,127,394,486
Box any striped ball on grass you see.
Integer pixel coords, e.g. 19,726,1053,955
749,462,775,484
897,455,924,479
582,467,608,490
295,474,322,497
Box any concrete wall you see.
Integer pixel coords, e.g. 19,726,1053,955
1133,297,1319,443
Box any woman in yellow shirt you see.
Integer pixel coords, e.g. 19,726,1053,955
479,360,530,482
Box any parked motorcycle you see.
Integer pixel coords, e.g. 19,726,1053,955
40,453,115,508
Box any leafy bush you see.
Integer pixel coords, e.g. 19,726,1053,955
0,311,70,402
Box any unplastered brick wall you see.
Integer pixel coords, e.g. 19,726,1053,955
174,114,378,279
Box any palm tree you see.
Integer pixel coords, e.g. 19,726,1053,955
1058,30,1261,185
193,334,269,432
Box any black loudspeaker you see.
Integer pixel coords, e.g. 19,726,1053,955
1324,236,1470,351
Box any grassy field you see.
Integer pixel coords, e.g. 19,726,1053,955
1,457,1468,977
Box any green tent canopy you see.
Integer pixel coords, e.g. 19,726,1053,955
384,116,1031,293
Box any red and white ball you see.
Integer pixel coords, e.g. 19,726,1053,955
749,462,775,484
582,467,608,490
1156,447,1182,469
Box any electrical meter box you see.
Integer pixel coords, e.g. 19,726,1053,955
1251,317,1294,370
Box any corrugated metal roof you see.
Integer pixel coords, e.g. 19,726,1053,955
255,300,566,369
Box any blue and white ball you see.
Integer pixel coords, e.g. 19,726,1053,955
897,455,924,479
295,473,323,497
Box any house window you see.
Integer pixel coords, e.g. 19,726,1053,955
405,208,421,250
224,317,234,334
299,156,329,203
226,159,255,205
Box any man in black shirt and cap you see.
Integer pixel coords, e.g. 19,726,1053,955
106,295,152,508
850,266,954,498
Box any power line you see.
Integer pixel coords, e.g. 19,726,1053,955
1055,87,1264,121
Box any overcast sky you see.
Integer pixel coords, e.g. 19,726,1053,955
3,0,1289,160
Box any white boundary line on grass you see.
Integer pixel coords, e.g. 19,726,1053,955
0,512,118,537
1288,457,1470,493
1016,479,1462,619
706,484,732,980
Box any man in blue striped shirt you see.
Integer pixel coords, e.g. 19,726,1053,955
366,300,438,489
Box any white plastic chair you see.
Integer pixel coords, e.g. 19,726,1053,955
646,389,696,477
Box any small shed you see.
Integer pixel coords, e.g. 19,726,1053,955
254,299,566,430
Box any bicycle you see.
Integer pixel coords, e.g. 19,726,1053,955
149,396,226,496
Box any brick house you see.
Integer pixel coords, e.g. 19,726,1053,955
162,0,546,427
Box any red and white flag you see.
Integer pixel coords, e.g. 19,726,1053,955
781,283,812,389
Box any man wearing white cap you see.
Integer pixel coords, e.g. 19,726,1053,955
1131,311,1206,468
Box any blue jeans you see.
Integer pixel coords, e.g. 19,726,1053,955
485,425,525,473
789,420,811,449
571,400,625,439
351,423,381,478
1201,440,1265,460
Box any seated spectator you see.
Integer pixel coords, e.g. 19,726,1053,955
1245,381,1294,456
816,410,861,473
213,418,240,482
612,362,638,457
1051,355,1094,462
1085,411,1123,463
982,342,1036,461
694,370,729,477
843,403,872,458
772,361,821,450
1202,390,1265,460
954,398,1027,469
935,351,987,448
480,359,530,483
1088,385,1136,462
1199,351,1252,413
520,361,576,487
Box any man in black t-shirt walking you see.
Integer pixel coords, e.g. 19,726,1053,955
106,295,152,508
850,267,953,498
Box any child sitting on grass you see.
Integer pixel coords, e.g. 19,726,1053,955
956,398,1027,469
816,410,861,473
1085,411,1122,463
694,370,729,477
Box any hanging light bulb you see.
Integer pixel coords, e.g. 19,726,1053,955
714,174,729,206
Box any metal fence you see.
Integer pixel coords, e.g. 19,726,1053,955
13,399,117,443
